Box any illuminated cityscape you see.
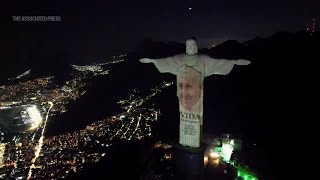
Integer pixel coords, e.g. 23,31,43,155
0,55,177,179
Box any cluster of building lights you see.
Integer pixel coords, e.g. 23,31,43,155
306,18,318,35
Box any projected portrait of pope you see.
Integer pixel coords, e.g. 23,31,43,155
177,66,203,112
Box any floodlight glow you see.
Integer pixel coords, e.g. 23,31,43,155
214,147,222,152
212,158,219,166
210,152,219,158
221,143,233,162
25,106,43,130
204,156,208,164
237,169,258,180
230,139,234,145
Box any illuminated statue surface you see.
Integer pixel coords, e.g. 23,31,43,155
140,38,250,147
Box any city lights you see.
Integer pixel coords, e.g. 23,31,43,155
0,55,171,179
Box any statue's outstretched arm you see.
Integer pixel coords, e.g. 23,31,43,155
139,56,179,75
234,59,251,65
203,55,251,76
139,58,155,63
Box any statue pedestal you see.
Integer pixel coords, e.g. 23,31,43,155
174,143,206,179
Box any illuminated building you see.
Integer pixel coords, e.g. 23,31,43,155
0,105,43,132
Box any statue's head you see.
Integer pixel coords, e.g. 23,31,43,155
186,37,198,56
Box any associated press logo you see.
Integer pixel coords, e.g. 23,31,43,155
12,16,61,22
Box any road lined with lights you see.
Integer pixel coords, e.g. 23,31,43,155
27,102,53,180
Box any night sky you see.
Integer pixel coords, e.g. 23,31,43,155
1,0,319,61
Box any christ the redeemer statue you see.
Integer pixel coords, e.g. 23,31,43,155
140,38,251,148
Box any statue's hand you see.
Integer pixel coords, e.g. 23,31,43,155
139,58,154,63
235,59,251,65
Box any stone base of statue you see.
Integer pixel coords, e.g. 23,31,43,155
173,143,206,179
